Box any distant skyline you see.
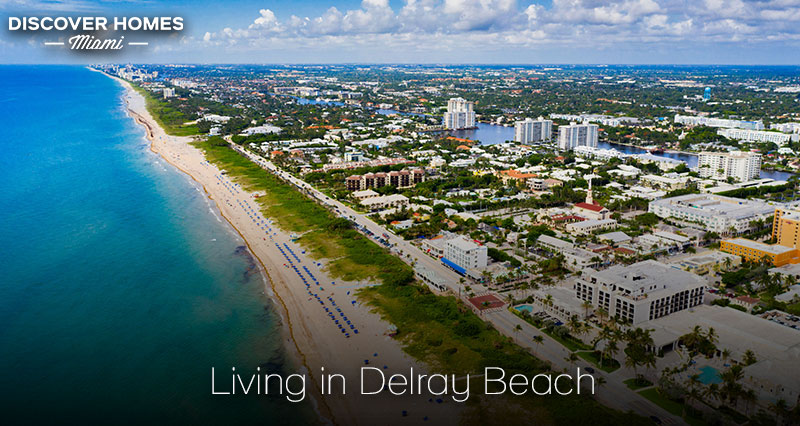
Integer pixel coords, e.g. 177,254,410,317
2,0,800,64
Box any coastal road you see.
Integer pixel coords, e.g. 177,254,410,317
230,143,680,425
230,144,480,295
486,309,683,425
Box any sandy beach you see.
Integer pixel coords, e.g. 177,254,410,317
107,73,462,425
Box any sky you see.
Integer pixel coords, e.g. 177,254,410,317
2,0,800,64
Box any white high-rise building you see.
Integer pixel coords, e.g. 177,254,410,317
514,118,552,143
697,151,762,182
557,122,598,150
442,98,476,130
163,88,176,98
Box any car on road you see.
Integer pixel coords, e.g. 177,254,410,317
583,367,595,374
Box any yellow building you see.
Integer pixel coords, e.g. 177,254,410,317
773,208,800,249
720,238,800,266
720,207,800,266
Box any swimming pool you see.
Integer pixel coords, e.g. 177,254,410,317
697,365,722,385
515,304,533,313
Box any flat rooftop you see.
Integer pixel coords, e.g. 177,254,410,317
724,238,796,255
644,305,800,360
447,237,483,251
589,259,706,299
678,250,739,266
650,193,776,220
534,286,586,312
598,231,631,243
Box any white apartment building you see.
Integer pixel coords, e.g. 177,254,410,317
514,118,553,143
575,260,706,324
359,194,409,211
443,237,487,272
639,174,690,190
163,87,176,98
648,193,776,235
770,122,800,134
566,218,618,235
550,113,635,127
718,128,799,146
536,235,602,271
442,98,476,130
674,114,764,130
573,146,626,160
557,123,599,150
697,151,761,182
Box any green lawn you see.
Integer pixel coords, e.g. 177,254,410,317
638,388,707,426
541,328,592,352
577,350,620,373
623,377,652,391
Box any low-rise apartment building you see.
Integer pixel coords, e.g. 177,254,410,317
575,260,706,324
566,218,618,235
649,193,776,235
443,236,488,273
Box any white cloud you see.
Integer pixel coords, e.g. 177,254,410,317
199,0,800,51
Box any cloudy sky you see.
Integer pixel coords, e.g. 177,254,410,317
2,0,800,64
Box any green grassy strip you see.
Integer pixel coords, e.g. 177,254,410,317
193,137,411,286
192,138,648,424
131,84,199,136
576,351,620,373
639,388,707,426
361,283,651,425
623,378,652,391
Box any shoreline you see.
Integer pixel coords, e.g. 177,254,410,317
107,72,336,424
103,71,460,425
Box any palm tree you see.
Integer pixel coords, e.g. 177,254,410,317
603,338,620,369
683,325,704,350
704,383,720,404
742,349,758,366
724,253,733,271
582,300,593,318
532,335,544,356
543,294,554,309
719,365,745,407
513,324,522,342
705,327,718,347
623,327,656,382
568,315,583,337
685,374,703,416
565,352,579,369
741,388,757,417
770,399,789,425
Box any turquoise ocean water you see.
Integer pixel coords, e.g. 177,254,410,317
0,66,314,424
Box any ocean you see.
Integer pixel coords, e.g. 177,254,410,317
0,66,314,424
